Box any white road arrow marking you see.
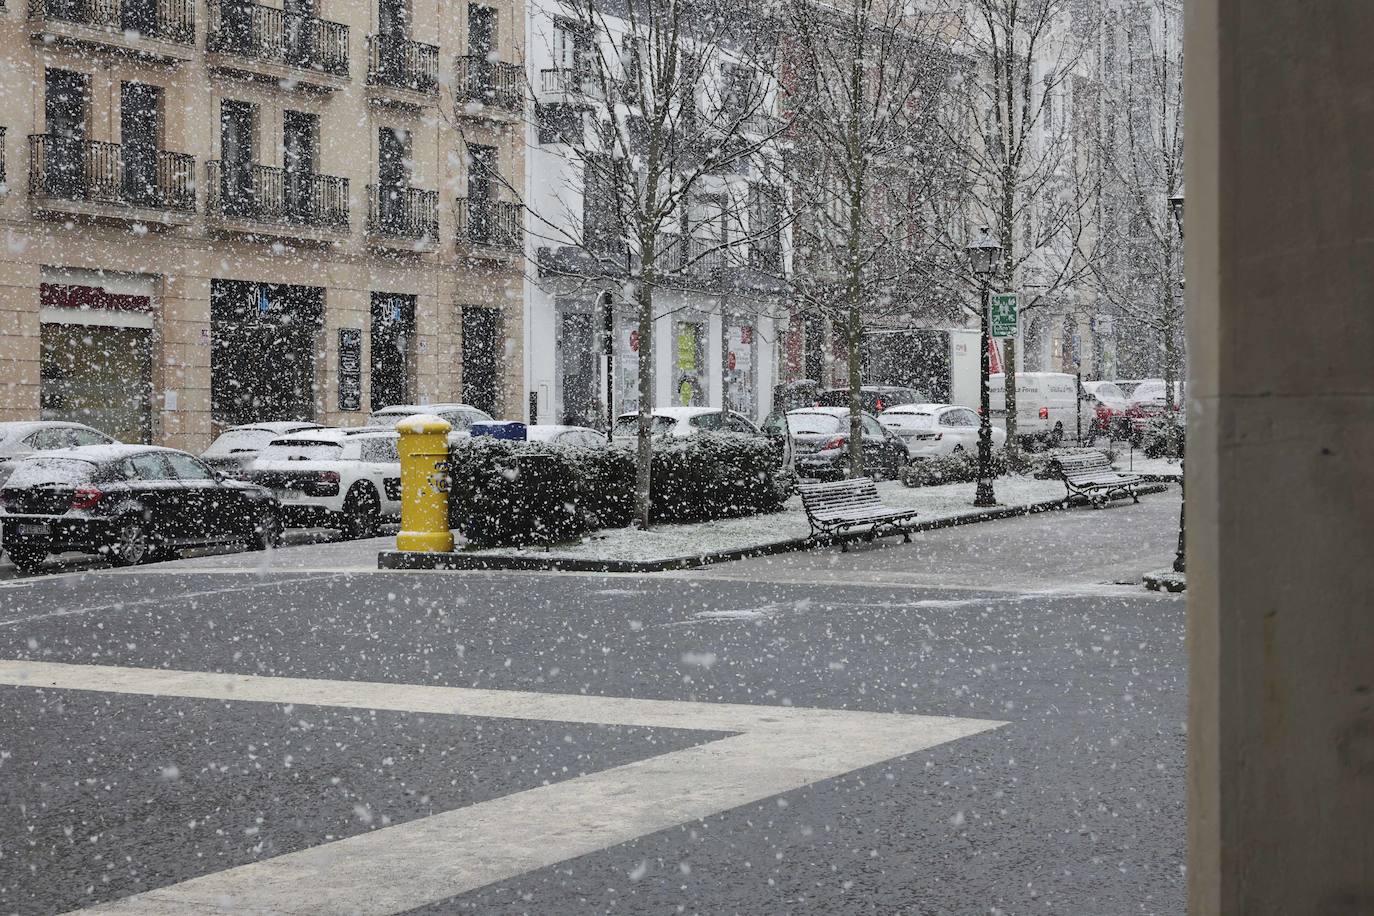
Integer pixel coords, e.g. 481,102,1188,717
0,659,1003,916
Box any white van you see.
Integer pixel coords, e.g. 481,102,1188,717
989,372,1079,445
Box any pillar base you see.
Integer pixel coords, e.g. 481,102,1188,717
396,530,455,553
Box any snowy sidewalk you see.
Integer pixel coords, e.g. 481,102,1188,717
379,475,1172,572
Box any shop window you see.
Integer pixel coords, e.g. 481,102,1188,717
211,279,322,427
370,292,415,410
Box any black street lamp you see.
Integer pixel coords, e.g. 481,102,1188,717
968,226,1002,508
1168,192,1186,574
598,289,615,441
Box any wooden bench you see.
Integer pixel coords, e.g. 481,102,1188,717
799,478,921,550
1054,451,1144,508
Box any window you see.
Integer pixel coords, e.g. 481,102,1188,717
166,452,215,480
787,413,843,435
861,415,884,437
689,412,724,431
128,453,174,480
360,438,400,462
725,413,757,434
71,428,111,446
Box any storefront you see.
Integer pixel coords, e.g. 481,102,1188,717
370,292,415,411
39,274,155,443
723,320,758,418
673,319,707,407
210,279,323,429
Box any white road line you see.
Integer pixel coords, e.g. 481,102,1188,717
0,659,1003,915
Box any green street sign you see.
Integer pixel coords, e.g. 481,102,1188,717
990,292,1018,338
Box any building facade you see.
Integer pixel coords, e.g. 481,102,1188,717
0,0,525,451
521,0,788,427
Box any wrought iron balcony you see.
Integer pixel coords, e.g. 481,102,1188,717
367,34,438,96
749,241,783,273
454,55,523,112
539,67,601,100
28,134,195,216
686,235,725,275
206,160,348,232
206,0,349,79
366,184,438,244
455,197,522,252
28,0,195,45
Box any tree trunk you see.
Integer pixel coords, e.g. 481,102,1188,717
1000,174,1019,457
634,257,656,529
846,300,863,477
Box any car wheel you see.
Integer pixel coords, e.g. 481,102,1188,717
7,545,48,574
342,485,381,540
248,509,283,551
107,517,151,567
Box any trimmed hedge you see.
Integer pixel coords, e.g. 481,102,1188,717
1140,414,1185,459
445,432,790,547
900,450,1008,487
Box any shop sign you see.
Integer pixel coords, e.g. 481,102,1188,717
338,328,362,411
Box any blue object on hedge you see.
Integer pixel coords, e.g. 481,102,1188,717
470,421,527,441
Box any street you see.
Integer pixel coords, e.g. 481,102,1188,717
0,493,1185,915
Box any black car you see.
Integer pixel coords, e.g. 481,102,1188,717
0,445,281,573
786,408,908,479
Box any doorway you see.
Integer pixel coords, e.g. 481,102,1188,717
559,310,594,425
370,293,414,410
44,69,89,199
462,305,500,416
377,127,411,232
220,100,256,215
282,110,318,219
466,144,496,242
211,279,322,427
121,83,162,207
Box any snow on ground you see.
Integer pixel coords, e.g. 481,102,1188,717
1112,455,1184,478
465,476,1068,562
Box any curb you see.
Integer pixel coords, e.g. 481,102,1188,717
377,483,1172,574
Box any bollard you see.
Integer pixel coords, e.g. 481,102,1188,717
395,414,454,553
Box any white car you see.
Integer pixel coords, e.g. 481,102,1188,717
525,425,608,448
610,407,760,444
368,403,494,432
878,403,1006,458
0,421,114,486
201,421,325,478
247,429,401,538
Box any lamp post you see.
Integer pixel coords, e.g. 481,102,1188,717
598,289,615,442
968,227,1002,508
1168,191,1185,574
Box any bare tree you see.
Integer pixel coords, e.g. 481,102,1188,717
953,0,1100,450
526,0,783,527
783,0,963,475
1084,0,1184,409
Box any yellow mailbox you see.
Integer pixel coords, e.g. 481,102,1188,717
395,414,454,553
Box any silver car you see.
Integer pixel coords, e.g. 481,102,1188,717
0,421,114,487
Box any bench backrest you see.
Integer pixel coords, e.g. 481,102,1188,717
1055,450,1114,478
799,478,884,516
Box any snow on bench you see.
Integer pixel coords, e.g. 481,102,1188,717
798,478,920,551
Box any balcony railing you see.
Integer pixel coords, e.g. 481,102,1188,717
749,242,783,273
206,160,348,230
28,134,195,212
455,197,521,251
206,0,349,77
454,55,523,111
28,0,195,43
367,34,438,94
539,67,600,100
366,184,437,242
686,235,725,275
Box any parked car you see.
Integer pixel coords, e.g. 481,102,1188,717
0,445,281,573
1128,378,1185,413
878,403,1007,458
815,386,927,414
248,429,401,538
367,403,494,432
787,407,908,480
525,425,608,448
989,373,1079,446
0,421,114,487
202,421,325,479
611,407,761,444
1081,380,1134,438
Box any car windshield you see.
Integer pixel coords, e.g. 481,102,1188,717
1094,383,1127,401
787,413,843,434
3,456,97,488
366,409,412,426
440,409,491,429
204,429,277,457
258,441,344,461
612,416,675,437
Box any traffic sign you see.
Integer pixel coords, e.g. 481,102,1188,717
990,293,1018,338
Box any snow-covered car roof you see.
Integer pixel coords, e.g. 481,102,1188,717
881,403,952,414
619,407,730,421
0,421,107,442
787,406,861,417
220,421,324,434
14,443,174,463
370,403,486,416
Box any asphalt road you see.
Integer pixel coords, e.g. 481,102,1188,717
0,492,1186,915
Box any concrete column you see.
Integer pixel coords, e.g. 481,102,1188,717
1187,2,1374,913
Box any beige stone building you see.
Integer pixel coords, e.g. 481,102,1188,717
0,0,525,452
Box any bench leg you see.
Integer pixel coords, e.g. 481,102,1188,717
902,530,911,543
839,539,849,553
1131,488,1140,504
